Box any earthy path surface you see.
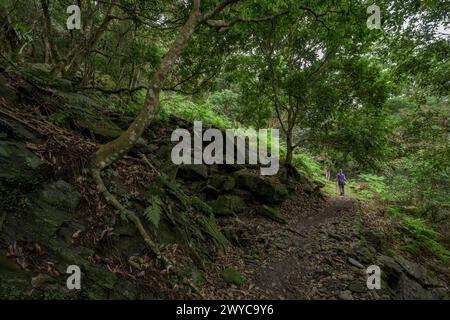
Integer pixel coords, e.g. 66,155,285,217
248,195,376,300
201,186,449,300
202,188,382,300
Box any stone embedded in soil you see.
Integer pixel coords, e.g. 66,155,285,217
347,257,364,269
234,169,288,204
339,290,354,300
348,281,368,293
210,195,245,216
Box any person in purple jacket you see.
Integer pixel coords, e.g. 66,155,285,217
336,169,346,196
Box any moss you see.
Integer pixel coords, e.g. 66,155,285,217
222,176,236,191
259,205,286,224
234,169,288,204
192,196,213,216
222,268,245,286
39,180,81,211
210,195,245,216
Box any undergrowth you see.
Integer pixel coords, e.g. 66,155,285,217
387,207,450,263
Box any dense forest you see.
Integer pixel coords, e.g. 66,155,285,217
0,0,448,301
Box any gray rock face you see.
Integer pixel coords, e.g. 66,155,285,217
39,180,81,211
0,132,147,299
234,169,288,204
348,257,364,269
364,230,386,251
0,140,49,187
339,290,354,300
376,254,444,300
395,274,437,300
394,256,444,288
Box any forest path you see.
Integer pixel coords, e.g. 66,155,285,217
244,193,376,300
201,188,382,300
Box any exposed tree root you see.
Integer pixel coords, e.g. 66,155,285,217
0,211,6,232
91,168,171,268
91,168,203,297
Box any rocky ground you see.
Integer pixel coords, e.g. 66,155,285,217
200,188,450,300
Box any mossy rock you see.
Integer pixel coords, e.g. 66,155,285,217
77,115,123,139
222,268,245,286
192,196,214,216
222,176,236,191
234,169,288,204
39,180,81,211
177,164,209,180
0,140,50,187
210,175,235,192
145,174,228,258
0,118,37,142
259,205,286,224
210,195,245,216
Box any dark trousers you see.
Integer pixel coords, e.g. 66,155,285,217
338,182,345,195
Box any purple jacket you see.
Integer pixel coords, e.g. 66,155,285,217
337,172,346,183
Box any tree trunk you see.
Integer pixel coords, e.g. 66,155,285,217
65,1,117,77
90,1,201,170
88,0,202,265
286,133,294,165
40,0,60,65
0,5,20,60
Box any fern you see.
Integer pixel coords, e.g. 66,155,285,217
144,196,163,228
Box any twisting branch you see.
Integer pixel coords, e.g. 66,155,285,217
77,85,146,95
205,10,289,32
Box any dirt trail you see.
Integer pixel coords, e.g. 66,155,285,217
249,195,368,299
202,186,449,300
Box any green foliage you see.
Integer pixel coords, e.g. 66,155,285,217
387,96,449,221
291,152,323,181
221,268,245,286
144,196,162,228
49,111,70,126
158,94,234,128
349,174,388,201
387,207,450,263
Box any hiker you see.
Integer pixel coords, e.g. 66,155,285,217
336,169,346,196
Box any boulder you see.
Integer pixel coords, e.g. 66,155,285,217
0,140,50,188
39,180,81,211
210,175,235,192
177,164,209,180
210,195,245,216
234,169,288,204
394,255,444,288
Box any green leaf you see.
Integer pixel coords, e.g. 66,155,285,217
144,196,162,228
